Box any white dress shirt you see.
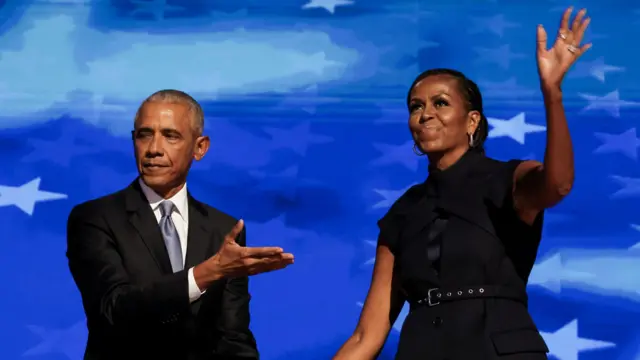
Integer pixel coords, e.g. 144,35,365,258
139,179,205,303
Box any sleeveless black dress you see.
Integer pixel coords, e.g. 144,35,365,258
378,150,549,360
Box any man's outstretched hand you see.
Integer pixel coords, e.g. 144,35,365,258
194,219,294,289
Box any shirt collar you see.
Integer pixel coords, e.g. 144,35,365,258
138,178,189,222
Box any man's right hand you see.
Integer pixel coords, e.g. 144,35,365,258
194,219,294,288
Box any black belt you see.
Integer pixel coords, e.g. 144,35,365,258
409,285,528,307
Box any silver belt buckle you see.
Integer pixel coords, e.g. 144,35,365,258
427,288,440,306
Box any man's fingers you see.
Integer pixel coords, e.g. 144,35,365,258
251,257,294,275
225,219,244,242
279,253,294,261
242,254,294,272
244,246,284,257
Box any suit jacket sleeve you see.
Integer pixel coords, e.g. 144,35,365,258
66,204,190,328
215,226,259,359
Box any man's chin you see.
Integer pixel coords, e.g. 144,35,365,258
140,173,169,187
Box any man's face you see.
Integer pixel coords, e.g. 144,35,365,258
133,101,208,196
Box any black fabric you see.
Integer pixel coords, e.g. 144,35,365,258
425,217,447,274
378,150,547,360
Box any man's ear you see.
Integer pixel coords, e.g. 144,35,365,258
193,135,210,161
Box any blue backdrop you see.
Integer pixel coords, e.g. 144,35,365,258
0,0,638,359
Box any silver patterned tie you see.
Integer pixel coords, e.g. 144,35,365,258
159,201,183,273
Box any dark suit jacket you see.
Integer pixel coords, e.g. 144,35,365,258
66,180,259,360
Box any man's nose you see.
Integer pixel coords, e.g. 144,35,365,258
145,135,163,157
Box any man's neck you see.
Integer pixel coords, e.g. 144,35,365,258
140,179,186,200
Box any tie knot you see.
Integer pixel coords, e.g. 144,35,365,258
159,201,175,217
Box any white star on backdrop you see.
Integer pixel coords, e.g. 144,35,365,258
479,78,536,99
372,184,416,209
474,44,526,70
371,140,423,171
469,14,520,37
264,122,334,156
609,175,640,199
487,112,546,144
579,90,640,118
276,84,340,114
22,131,99,167
593,128,640,160
301,0,354,14
541,319,615,360
23,321,87,360
0,178,67,215
569,56,624,83
385,2,434,23
361,239,377,266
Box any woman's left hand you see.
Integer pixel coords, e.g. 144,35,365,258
536,7,591,91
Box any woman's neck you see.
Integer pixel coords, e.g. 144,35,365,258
427,146,470,170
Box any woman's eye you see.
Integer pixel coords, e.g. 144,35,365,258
434,99,448,107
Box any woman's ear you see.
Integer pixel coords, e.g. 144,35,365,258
467,110,481,135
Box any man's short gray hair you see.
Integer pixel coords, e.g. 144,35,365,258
135,89,205,135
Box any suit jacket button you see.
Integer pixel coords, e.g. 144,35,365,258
433,317,443,327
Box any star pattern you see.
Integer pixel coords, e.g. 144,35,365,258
22,131,99,167
371,184,416,209
479,78,536,99
609,175,640,199
579,90,640,118
0,178,67,215
569,56,625,83
1,1,639,359
474,44,526,70
469,14,520,37
264,122,333,156
487,112,546,145
23,321,87,360
370,140,423,171
361,239,376,266
593,128,640,160
541,319,615,360
301,0,354,14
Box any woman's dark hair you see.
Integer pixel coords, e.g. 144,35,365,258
406,68,488,153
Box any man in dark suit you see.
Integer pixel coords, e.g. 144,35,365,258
66,89,294,360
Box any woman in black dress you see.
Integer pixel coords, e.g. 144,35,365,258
334,8,591,360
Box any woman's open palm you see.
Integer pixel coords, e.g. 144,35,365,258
537,7,591,89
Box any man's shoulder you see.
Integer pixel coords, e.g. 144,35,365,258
69,187,129,220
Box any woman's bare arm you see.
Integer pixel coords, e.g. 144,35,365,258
512,88,572,226
333,242,405,360
513,8,591,225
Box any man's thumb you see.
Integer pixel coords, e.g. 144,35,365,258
225,219,244,242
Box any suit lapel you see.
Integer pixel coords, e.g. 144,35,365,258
184,193,213,269
125,180,173,274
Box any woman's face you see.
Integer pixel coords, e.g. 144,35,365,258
408,74,479,154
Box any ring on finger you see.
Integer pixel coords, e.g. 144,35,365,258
566,44,578,53
558,32,567,40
